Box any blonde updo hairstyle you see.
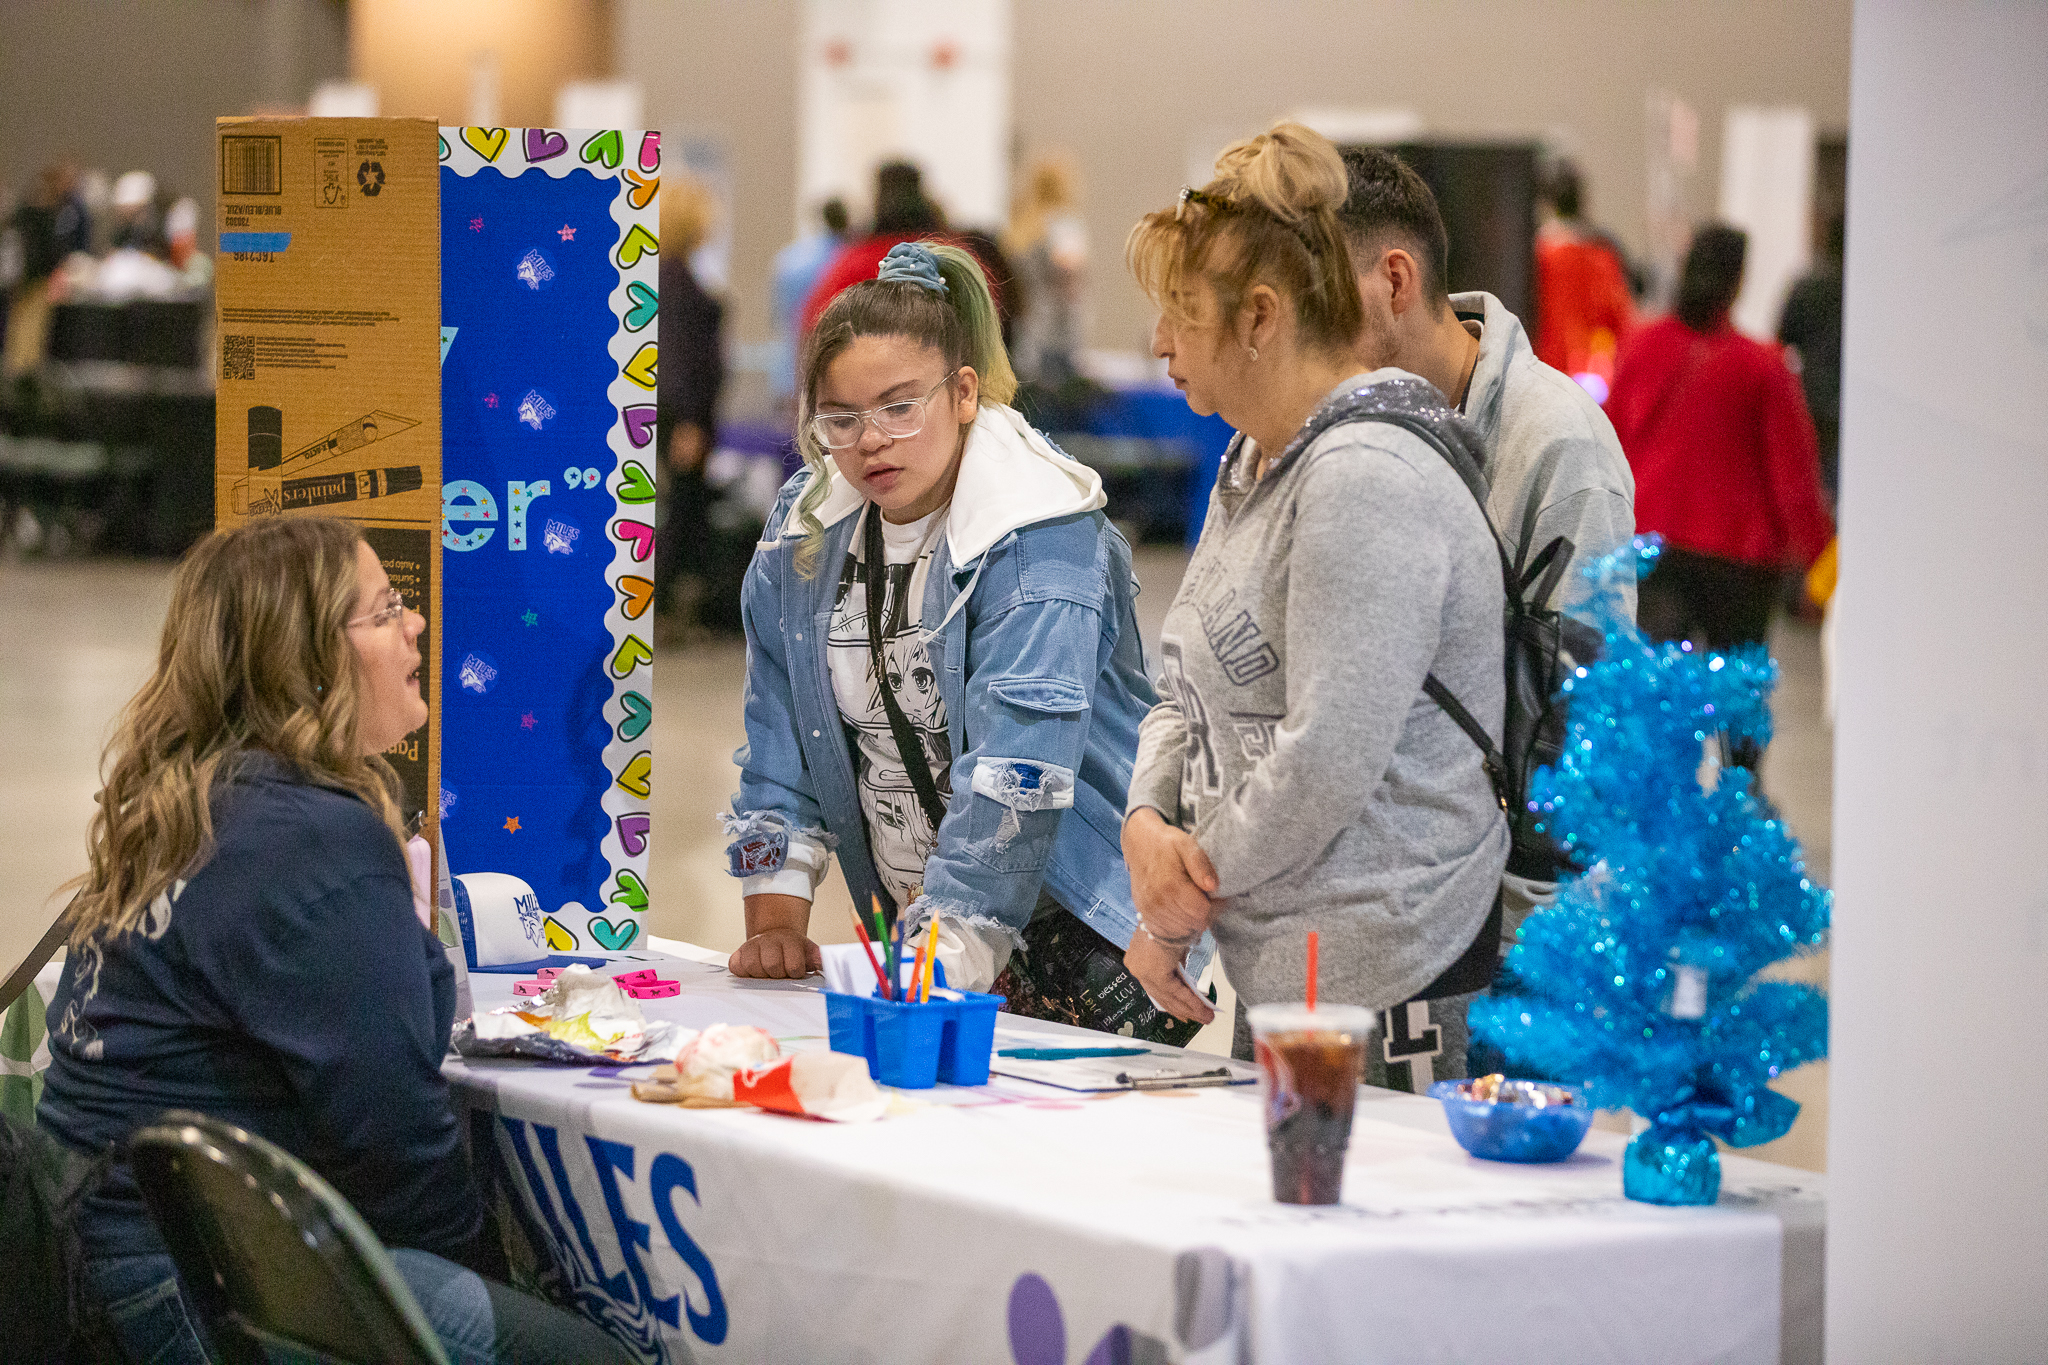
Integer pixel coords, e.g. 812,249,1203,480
788,241,1017,576
64,516,408,947
1126,121,1363,356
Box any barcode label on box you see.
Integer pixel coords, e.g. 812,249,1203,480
221,136,282,195
222,335,255,380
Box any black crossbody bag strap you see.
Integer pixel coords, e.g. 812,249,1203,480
862,506,951,834
1,897,75,1014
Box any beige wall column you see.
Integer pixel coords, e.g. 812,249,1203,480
1827,0,2048,1355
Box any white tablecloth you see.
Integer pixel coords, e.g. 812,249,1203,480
445,945,1824,1365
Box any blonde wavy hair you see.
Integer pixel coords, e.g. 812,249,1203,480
64,516,407,947
788,241,1017,577
1125,120,1363,354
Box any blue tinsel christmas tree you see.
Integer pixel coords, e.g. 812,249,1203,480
1469,538,1831,1204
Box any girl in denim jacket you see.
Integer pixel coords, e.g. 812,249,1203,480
724,242,1202,1041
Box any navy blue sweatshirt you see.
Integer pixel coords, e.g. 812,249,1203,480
39,753,482,1261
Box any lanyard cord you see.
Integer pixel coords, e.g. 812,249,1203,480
862,505,951,834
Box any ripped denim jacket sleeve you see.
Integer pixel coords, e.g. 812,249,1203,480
726,538,837,897
916,592,1105,941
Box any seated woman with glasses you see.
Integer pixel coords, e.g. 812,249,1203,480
724,241,1201,1041
38,517,635,1365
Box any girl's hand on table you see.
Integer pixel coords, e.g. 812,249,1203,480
731,893,823,978
730,929,822,978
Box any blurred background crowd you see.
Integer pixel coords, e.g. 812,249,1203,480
1,0,1850,637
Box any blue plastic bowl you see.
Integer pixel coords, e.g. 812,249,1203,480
1430,1079,1596,1163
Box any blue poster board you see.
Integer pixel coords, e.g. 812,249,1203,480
438,127,660,954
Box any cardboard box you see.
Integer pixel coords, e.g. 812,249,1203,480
214,116,442,827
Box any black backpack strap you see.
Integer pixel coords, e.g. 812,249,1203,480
1423,673,1509,812
862,505,951,839
1520,532,1577,605
1514,439,1575,581
1,898,74,1015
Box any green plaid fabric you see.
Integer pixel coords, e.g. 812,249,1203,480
1,968,59,1129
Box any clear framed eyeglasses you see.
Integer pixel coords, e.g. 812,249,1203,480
807,369,961,451
348,588,406,630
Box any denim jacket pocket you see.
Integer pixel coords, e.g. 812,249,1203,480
964,756,1075,873
985,675,1088,713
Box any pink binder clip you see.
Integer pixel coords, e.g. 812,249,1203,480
623,981,680,1000
612,969,660,987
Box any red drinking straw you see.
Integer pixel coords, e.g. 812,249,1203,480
846,903,891,999
1306,931,1319,1011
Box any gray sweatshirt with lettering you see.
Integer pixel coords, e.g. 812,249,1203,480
1129,371,1509,1011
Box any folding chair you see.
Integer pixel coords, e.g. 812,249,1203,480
127,1110,448,1365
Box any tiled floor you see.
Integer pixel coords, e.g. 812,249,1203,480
0,547,1833,1170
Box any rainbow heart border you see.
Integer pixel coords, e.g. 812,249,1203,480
441,127,659,943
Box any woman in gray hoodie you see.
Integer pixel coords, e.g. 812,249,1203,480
1121,123,1509,1089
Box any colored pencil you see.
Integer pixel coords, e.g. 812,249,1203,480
921,915,939,1002
909,941,927,1006
871,896,895,1000
892,915,907,1001
1306,930,1319,1011
845,902,890,998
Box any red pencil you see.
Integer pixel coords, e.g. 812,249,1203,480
910,941,928,1005
1306,930,1319,1011
845,903,891,999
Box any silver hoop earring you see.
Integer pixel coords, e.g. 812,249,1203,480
1247,345,1258,362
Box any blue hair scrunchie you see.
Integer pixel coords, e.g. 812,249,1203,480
876,242,949,295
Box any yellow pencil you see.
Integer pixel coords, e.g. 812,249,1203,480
921,915,939,1002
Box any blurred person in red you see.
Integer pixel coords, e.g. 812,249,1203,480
1606,223,1834,685
1533,161,1636,401
798,161,948,337
798,161,1010,339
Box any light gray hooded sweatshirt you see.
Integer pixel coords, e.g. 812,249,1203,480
1128,371,1509,1011
1452,289,1637,615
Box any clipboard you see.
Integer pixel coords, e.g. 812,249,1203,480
992,1049,1260,1093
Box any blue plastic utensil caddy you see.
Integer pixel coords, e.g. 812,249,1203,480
823,976,1003,1089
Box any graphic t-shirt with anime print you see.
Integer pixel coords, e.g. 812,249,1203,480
828,503,954,909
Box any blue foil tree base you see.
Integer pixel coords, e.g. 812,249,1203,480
1623,1127,1721,1205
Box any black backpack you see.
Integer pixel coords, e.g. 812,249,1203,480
1,908,123,1364
0,1113,123,1364
1273,378,1600,883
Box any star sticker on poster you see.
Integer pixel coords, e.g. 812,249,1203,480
469,216,484,232
483,393,498,408
503,816,522,833
521,609,539,626
520,712,537,731
558,223,576,241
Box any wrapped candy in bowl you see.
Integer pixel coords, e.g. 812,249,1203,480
1430,1074,1596,1163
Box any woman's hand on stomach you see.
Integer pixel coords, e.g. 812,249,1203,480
1122,806,1219,944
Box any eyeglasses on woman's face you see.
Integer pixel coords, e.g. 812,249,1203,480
347,588,407,631
807,369,960,450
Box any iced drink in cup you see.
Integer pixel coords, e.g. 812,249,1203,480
1248,1003,1373,1205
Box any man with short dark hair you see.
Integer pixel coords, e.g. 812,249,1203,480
1333,148,1636,611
